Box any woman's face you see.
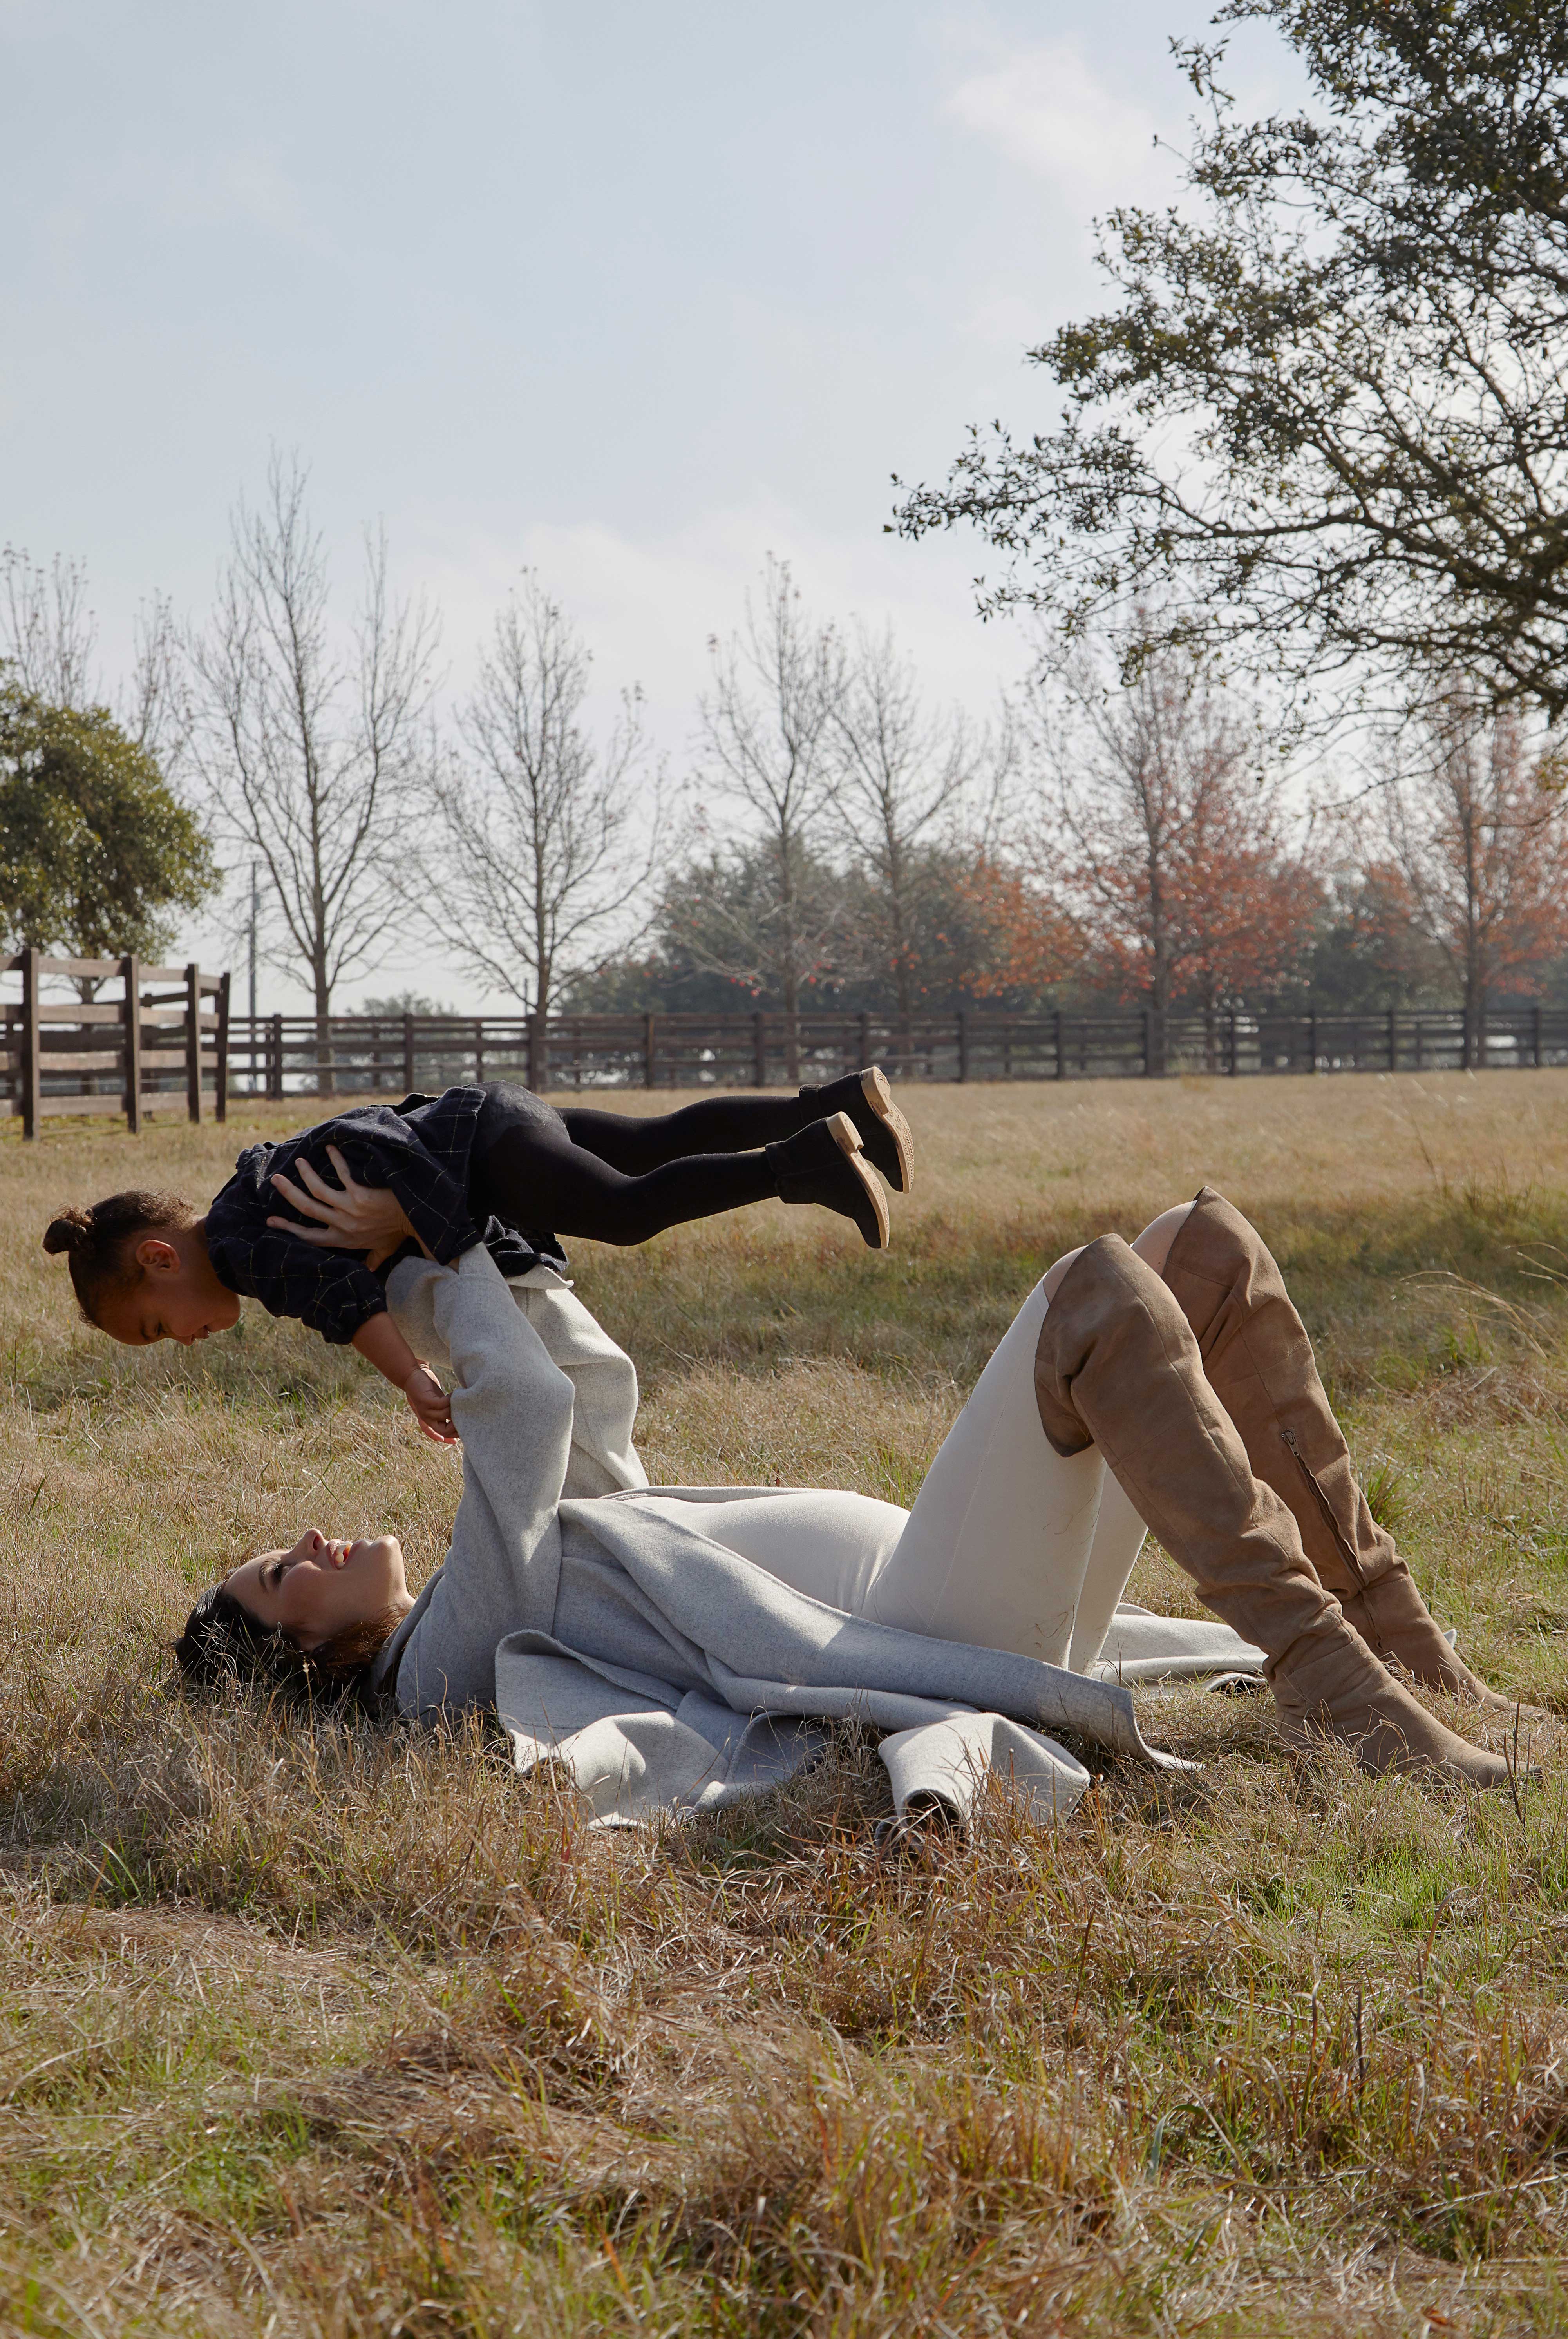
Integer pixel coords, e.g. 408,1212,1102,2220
226,1527,410,1650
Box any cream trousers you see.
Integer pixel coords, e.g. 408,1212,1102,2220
644,1279,1149,1677
865,1278,1147,1671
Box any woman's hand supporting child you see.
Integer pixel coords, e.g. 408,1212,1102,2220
269,1146,459,1445
266,1147,415,1271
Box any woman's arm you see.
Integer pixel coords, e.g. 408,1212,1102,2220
395,1247,579,1714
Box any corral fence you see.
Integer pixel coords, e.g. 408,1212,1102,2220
2,951,230,1137
225,1002,1568,1099
8,992,1564,1134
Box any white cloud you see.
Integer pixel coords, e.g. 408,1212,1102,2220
946,40,1173,209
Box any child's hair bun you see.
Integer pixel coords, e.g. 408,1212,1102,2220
43,1208,93,1256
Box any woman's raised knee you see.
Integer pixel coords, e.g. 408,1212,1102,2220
1039,1244,1087,1303
1129,1201,1197,1280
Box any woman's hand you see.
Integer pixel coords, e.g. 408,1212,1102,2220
403,1361,458,1444
267,1146,416,1271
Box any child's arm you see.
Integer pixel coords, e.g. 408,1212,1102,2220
351,1312,459,1445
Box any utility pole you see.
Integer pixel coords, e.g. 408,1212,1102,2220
248,862,260,1090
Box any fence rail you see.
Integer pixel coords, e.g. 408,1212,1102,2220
2,953,230,1137
9,994,1564,1134
221,1003,1568,1099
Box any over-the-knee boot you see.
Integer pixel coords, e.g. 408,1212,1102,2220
1034,1236,1510,1786
1161,1187,1517,1711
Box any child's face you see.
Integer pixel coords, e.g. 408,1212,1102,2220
96,1233,242,1347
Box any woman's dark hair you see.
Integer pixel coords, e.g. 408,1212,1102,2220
43,1190,199,1326
174,1584,403,1712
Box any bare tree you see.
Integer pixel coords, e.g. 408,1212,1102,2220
694,558,843,1079
0,547,98,707
832,621,1013,1051
1381,688,1568,1064
1029,642,1313,1058
412,574,658,1022
123,590,191,773
2,549,190,768
189,454,437,1088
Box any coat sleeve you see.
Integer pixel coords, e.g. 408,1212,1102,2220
385,1257,646,1496
393,1246,577,1715
513,1271,647,1496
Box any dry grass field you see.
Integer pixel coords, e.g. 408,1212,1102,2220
5,1069,1568,2335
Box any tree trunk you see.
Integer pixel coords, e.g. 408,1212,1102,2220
315,963,334,1100
778,825,801,1084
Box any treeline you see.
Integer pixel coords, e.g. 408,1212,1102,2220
12,7,1568,1052
5,458,1568,1041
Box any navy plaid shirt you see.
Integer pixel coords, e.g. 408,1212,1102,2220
204,1088,566,1345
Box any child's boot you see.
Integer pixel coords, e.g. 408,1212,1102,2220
798,1068,913,1193
766,1113,890,1249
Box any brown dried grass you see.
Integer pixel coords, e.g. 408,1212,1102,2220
4,1072,1568,2334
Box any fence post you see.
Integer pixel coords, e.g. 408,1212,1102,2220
859,1009,871,1069
753,1010,767,1087
401,1011,415,1093
269,1012,284,1100
1054,1010,1065,1080
1308,1011,1318,1073
1387,1005,1398,1075
20,945,40,1140
185,962,203,1124
526,1012,543,1092
214,973,230,1122
1478,1002,1488,1068
956,1009,969,1083
1414,1015,1425,1073
644,1012,657,1089
121,954,142,1134
1229,1009,1239,1074
1534,1001,1543,1068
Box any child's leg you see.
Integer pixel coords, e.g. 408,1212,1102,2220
471,1116,776,1246
559,1095,819,1173
561,1068,913,1194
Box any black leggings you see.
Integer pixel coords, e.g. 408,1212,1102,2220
468,1083,828,1246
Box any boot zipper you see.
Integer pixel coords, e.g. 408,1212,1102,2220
1280,1426,1368,1590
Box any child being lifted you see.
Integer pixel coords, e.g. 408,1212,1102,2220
43,1074,912,1442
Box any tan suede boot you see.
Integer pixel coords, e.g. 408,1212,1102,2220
1034,1236,1512,1787
1160,1186,1521,1714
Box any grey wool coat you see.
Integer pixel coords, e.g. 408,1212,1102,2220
371,1246,1261,1831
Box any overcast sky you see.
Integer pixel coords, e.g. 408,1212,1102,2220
1,1,1299,1007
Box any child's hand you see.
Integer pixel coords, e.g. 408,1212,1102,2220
403,1361,459,1444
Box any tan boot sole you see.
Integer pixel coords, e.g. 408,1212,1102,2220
861,1067,913,1195
828,1112,891,1249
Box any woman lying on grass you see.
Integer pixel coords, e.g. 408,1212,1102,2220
44,1072,909,1441
174,1175,1529,1802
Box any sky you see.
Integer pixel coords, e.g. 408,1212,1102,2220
0,0,1300,1008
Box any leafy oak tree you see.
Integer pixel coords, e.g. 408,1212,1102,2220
0,682,216,970
895,2,1568,725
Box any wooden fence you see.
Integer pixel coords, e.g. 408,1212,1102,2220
223,1001,1568,1098
2,952,230,1137
9,990,1564,1133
